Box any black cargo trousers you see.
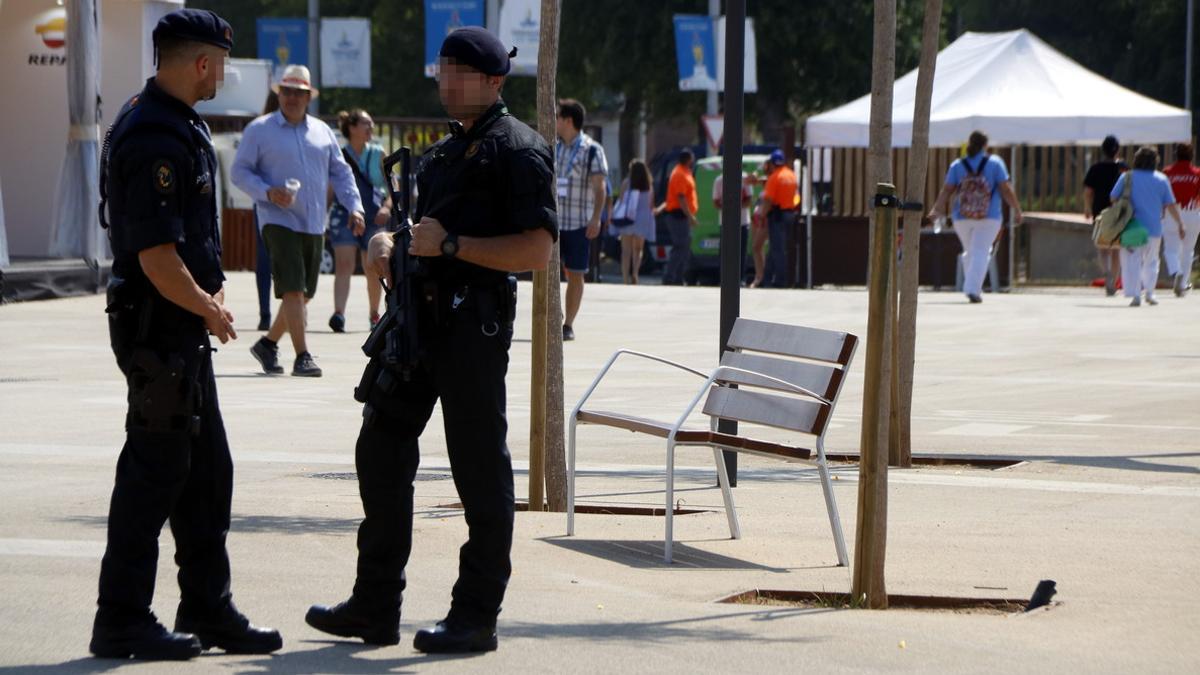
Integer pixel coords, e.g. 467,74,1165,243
96,287,233,628
351,279,516,627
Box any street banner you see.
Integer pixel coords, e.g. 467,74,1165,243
716,16,758,93
321,17,371,88
424,0,484,77
673,14,717,91
256,18,308,81
497,0,540,76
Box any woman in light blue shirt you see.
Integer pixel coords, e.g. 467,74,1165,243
929,131,1023,303
328,109,391,331
1110,147,1185,306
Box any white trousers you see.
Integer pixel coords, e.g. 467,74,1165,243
1160,210,1200,277
954,218,1002,295
1119,236,1163,298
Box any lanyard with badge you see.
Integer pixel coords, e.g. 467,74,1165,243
557,136,583,199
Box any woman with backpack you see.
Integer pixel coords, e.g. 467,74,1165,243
928,131,1023,303
1110,147,1186,307
328,108,391,332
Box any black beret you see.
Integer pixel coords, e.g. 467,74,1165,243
153,9,233,52
439,26,517,76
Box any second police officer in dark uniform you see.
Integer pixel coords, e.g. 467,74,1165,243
306,27,557,653
91,10,281,660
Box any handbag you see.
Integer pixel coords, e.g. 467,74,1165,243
1092,173,1133,248
1119,218,1149,248
611,182,636,228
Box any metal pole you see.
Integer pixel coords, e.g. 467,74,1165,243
1187,0,1194,114
718,0,745,487
308,0,320,115
707,0,719,135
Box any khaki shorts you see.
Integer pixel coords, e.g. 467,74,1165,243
261,224,322,299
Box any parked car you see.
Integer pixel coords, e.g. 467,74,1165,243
685,154,768,285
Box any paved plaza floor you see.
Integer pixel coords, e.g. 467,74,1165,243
1,273,1197,672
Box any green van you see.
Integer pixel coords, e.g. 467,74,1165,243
686,154,769,285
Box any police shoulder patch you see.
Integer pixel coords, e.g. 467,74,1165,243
153,160,176,194
465,140,482,159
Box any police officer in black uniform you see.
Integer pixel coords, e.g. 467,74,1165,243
305,27,557,653
90,9,281,660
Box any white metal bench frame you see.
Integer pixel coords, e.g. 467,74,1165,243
566,318,857,565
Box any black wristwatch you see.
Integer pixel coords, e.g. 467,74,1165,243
440,232,459,258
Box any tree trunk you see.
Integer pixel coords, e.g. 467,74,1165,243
853,0,896,611
532,0,568,513
890,0,943,468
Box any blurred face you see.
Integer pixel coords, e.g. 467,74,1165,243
436,58,501,119
555,115,573,139
180,46,227,102
278,86,312,122
350,114,375,144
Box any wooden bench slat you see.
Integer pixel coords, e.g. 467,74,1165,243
718,351,842,401
727,318,853,365
702,386,825,434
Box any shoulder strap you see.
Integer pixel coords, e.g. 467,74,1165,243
1122,171,1132,199
586,143,597,179
342,146,370,186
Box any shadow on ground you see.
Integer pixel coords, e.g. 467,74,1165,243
61,514,362,534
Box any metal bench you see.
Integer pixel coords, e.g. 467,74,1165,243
567,318,858,564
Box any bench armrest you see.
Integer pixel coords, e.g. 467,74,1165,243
571,349,707,421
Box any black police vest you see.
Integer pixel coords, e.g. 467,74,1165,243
102,85,223,294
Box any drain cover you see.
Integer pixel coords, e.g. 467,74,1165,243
308,472,452,481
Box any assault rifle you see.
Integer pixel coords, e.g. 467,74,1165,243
359,146,419,381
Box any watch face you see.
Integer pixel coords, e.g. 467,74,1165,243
441,237,458,257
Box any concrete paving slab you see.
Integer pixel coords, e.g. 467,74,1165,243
0,274,1197,672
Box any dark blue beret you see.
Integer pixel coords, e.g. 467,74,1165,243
439,26,517,76
153,9,233,52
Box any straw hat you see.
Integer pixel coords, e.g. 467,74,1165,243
272,64,319,98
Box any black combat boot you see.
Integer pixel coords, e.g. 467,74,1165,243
305,598,400,646
174,602,282,654
90,612,202,660
412,617,497,653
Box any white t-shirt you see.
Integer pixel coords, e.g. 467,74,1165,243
713,173,752,227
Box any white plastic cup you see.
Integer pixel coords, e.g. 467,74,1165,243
285,178,301,197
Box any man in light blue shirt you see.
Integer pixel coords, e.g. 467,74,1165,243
1109,146,1184,306
929,130,1023,303
232,65,363,377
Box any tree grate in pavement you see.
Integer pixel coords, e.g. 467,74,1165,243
309,472,452,481
718,589,1041,614
0,377,57,383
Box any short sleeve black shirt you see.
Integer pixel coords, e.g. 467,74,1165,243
414,100,558,285
1084,160,1129,215
105,78,224,294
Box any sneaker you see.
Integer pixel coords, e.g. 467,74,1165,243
293,352,322,377
1129,296,1141,307
967,294,983,304
328,312,346,333
369,313,381,330
1104,279,1116,297
250,337,284,374
1145,294,1158,306
1174,273,1188,297
562,324,575,341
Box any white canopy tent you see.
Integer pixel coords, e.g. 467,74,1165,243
806,29,1191,148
